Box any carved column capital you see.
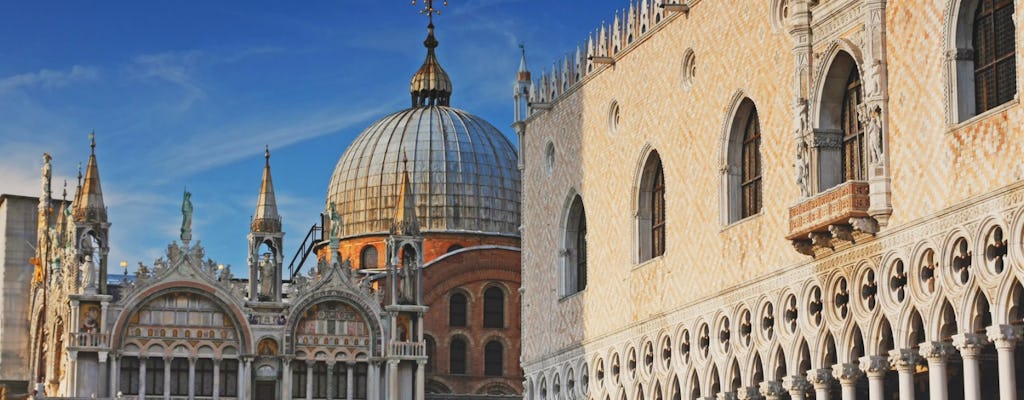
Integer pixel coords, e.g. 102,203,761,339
887,348,920,372
758,381,784,400
782,375,809,394
858,355,889,377
832,363,863,384
919,341,955,362
986,324,1023,349
952,333,989,358
736,386,760,400
807,368,834,389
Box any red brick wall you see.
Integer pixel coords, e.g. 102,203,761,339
421,247,522,395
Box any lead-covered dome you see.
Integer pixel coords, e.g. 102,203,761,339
326,105,520,238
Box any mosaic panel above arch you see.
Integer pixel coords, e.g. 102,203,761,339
293,300,373,356
122,291,242,356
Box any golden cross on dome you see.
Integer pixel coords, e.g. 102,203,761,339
412,0,448,23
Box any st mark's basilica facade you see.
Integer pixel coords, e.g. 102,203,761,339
1,6,522,400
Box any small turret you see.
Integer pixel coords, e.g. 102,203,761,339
248,146,284,302
72,132,111,294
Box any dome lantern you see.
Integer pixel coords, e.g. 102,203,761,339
410,23,453,107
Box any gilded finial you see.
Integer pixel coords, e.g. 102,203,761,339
265,145,270,166
76,162,82,184
402,151,409,171
89,130,95,153
62,180,67,200
412,0,448,23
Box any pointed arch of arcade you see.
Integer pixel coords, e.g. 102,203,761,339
111,281,253,351
285,289,384,355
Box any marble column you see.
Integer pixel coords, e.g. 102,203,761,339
327,363,336,400
164,356,172,400
952,333,988,400
888,348,920,400
188,357,197,399
306,361,314,400
987,324,1022,400
919,342,955,400
833,363,863,400
346,362,354,400
282,357,293,400
139,357,147,400
244,358,253,400
368,362,379,400
415,360,426,400
859,356,888,400
213,359,220,400
238,358,248,400
387,360,399,400
109,354,119,397
783,375,809,400
808,368,834,400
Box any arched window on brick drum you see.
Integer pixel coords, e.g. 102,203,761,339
483,286,505,328
425,335,437,373
485,340,504,376
450,337,468,374
974,0,1016,113
360,245,378,269
637,151,665,262
449,292,467,327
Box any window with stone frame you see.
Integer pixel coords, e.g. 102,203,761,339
638,150,666,262
333,363,348,397
354,363,368,399
145,357,164,396
974,0,1016,113
313,361,329,399
425,335,437,373
563,195,587,296
652,163,666,257
292,361,308,399
120,357,140,395
841,67,866,182
220,359,238,397
485,341,504,376
449,292,467,327
450,338,468,374
741,108,762,218
196,359,214,397
483,286,505,328
170,358,189,396
360,245,378,269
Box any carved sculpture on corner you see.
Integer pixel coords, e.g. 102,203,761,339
858,103,885,167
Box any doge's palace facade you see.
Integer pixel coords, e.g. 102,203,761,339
517,0,1024,399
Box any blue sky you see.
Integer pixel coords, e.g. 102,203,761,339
0,0,624,277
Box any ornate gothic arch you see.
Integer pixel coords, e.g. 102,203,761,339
111,282,252,352
285,290,384,356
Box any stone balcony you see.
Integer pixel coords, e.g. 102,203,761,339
69,331,109,350
787,181,877,256
387,340,426,359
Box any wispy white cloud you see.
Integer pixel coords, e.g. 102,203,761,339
151,99,403,178
0,65,99,94
127,50,207,112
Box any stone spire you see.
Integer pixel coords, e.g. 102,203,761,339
409,22,453,107
517,44,531,82
251,146,281,232
390,153,420,236
73,132,107,223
